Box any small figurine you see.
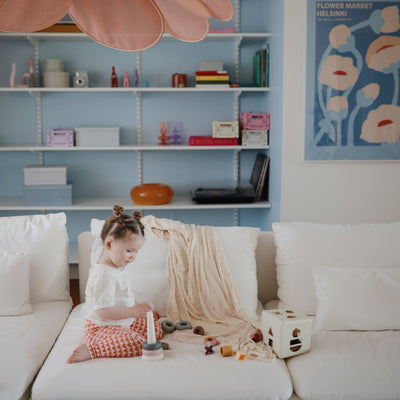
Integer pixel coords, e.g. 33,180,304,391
143,78,149,88
202,341,214,355
111,66,118,87
123,70,130,88
134,68,140,87
158,121,170,146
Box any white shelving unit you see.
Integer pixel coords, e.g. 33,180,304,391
0,22,272,221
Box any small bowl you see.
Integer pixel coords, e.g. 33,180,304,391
130,183,173,205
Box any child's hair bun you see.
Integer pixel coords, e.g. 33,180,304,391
113,205,124,217
133,211,142,220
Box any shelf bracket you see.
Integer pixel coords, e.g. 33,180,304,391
234,90,242,121
234,208,238,226
28,90,44,164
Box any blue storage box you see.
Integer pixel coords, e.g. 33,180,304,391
23,183,73,206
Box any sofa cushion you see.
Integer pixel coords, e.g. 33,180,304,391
286,320,400,400
0,213,70,302
90,219,260,319
313,265,400,330
0,251,32,316
272,221,400,315
32,304,294,400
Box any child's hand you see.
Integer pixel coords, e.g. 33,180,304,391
132,303,153,318
153,310,161,320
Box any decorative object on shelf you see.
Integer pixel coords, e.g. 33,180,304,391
253,44,270,87
143,78,149,88
28,56,35,87
0,1,234,51
111,66,118,87
73,71,89,88
242,130,269,147
212,121,239,138
123,70,130,88
24,165,67,186
43,58,69,88
170,121,181,144
133,69,140,87
261,309,312,359
23,183,73,206
158,121,170,145
130,183,173,205
240,112,270,146
47,129,75,147
9,63,29,88
171,73,187,88
75,127,120,147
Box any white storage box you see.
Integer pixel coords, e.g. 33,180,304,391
23,183,72,206
241,129,269,146
261,309,312,358
24,165,67,185
75,127,120,147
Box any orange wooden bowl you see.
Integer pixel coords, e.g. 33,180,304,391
130,183,173,205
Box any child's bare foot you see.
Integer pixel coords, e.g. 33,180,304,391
67,344,91,363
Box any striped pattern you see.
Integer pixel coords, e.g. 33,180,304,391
85,317,163,358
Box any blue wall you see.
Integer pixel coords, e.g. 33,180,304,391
0,0,283,243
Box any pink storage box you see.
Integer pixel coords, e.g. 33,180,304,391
47,129,75,147
240,113,270,130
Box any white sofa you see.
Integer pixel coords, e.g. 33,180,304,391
0,213,72,400
31,220,400,400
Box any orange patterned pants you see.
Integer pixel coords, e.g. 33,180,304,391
84,318,163,358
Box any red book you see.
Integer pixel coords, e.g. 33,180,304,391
189,136,238,146
195,70,228,76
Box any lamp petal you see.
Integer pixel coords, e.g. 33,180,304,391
153,0,210,42
200,0,235,21
69,0,164,51
0,0,71,32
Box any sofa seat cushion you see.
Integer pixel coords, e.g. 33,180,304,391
286,318,400,400
32,304,294,400
0,301,72,400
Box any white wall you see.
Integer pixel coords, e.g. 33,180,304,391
281,0,400,224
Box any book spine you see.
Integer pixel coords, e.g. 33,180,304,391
195,70,228,76
189,136,238,146
196,75,229,81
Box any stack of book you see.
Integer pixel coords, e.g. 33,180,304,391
250,153,270,201
253,44,270,87
196,61,230,88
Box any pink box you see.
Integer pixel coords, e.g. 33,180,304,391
47,129,75,147
240,113,270,130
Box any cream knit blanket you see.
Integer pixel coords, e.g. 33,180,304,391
142,216,275,362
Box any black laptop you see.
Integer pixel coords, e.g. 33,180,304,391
192,153,269,204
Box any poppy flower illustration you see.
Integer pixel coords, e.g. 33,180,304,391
0,0,234,51
366,36,400,72
320,55,359,91
361,104,400,143
327,96,348,119
369,6,400,34
329,25,351,49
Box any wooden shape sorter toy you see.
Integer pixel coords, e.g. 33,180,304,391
261,309,312,359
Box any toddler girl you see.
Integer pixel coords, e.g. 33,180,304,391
67,205,163,363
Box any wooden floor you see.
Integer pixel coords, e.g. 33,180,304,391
70,279,80,308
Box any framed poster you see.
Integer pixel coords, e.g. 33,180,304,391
305,0,400,160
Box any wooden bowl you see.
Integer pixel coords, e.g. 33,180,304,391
130,183,173,205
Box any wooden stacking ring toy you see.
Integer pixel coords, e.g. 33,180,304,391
161,320,176,334
220,345,233,357
193,326,205,335
175,320,192,330
204,336,218,346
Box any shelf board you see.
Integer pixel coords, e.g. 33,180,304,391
0,144,269,151
0,32,271,41
0,196,271,211
0,87,270,93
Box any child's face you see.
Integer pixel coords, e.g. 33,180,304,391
105,233,144,269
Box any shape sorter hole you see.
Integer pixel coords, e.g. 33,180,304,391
268,338,273,347
285,310,294,313
274,311,282,315
292,328,301,337
268,327,273,336
286,315,297,319
290,345,302,352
